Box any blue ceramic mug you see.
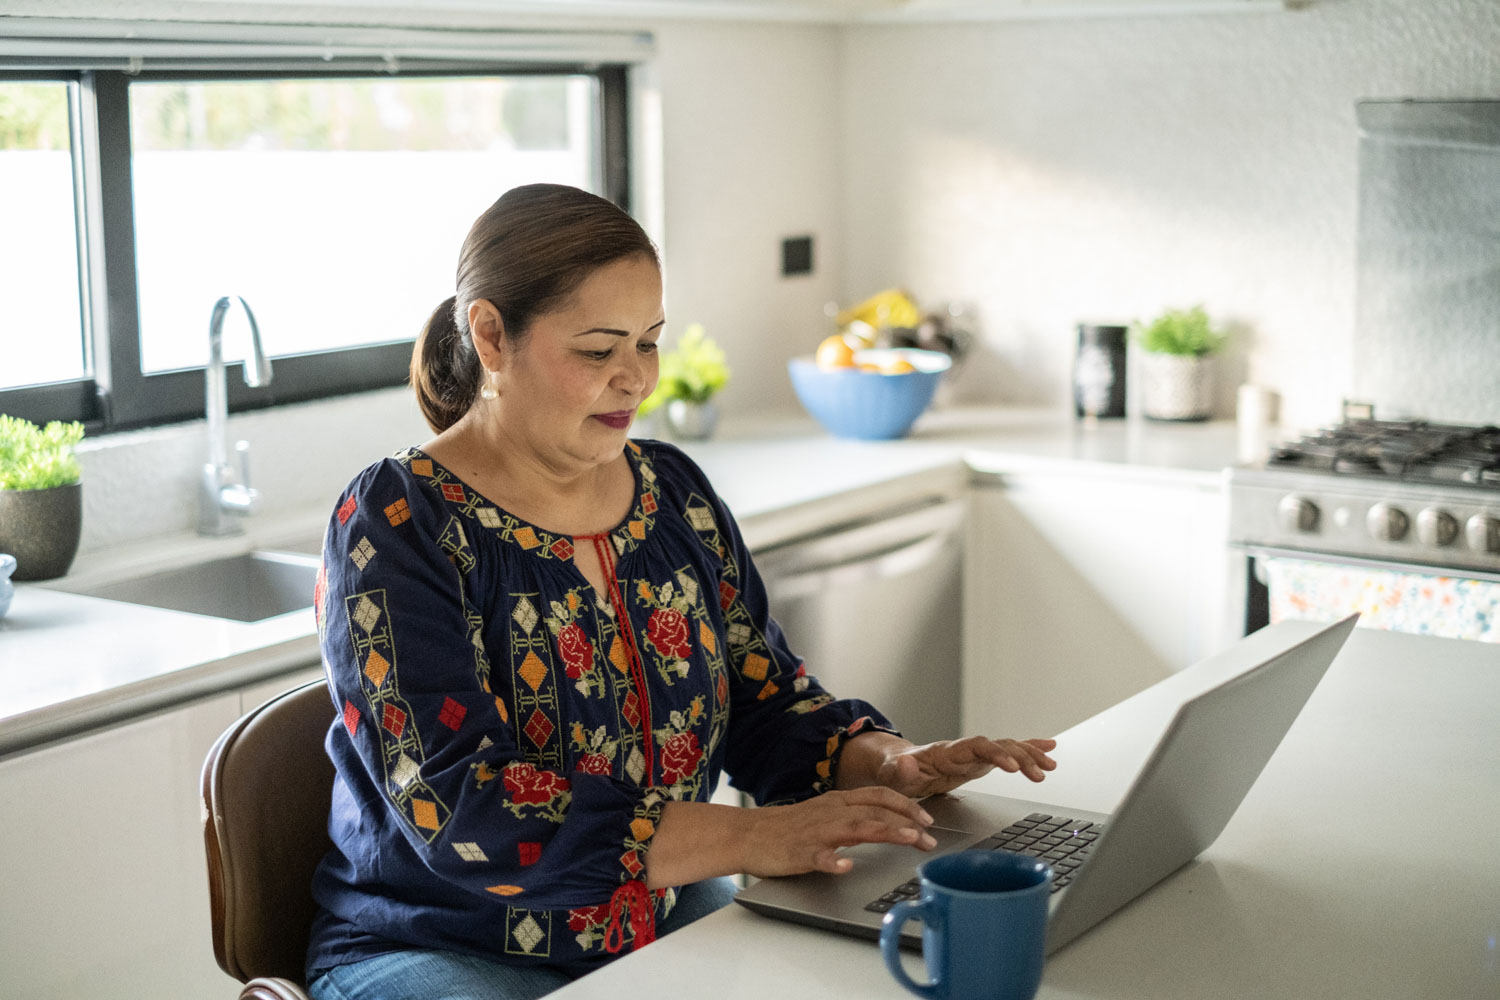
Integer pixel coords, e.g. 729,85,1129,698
879,850,1051,1000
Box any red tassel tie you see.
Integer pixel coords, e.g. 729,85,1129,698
603,879,656,954
580,531,659,955
580,531,655,785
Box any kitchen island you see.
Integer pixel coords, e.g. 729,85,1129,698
548,626,1500,1000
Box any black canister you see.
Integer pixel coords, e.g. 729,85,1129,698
1074,324,1128,420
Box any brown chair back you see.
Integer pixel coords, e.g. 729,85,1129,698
202,678,335,988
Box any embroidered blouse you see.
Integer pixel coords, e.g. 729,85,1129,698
305,439,894,979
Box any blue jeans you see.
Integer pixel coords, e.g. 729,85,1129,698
308,877,738,1000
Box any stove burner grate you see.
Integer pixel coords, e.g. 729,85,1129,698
1267,419,1500,489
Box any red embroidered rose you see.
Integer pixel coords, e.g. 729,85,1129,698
503,762,571,805
575,752,612,775
557,622,594,679
568,904,610,932
660,731,702,786
646,608,692,660
313,563,328,626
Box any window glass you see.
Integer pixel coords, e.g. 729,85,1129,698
0,82,86,390
129,75,600,373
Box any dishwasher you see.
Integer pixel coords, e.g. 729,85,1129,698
753,496,966,747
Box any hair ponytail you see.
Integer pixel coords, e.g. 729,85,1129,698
410,295,480,433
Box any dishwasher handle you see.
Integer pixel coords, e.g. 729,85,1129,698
764,532,955,600
756,498,965,600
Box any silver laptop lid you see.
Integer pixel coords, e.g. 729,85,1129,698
1045,614,1359,951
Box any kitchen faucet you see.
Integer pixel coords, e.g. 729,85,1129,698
199,295,272,536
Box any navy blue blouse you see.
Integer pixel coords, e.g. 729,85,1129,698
306,439,893,979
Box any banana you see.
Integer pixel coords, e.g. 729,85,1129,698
836,288,922,331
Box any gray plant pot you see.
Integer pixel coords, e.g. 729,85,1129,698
1141,353,1214,422
0,482,83,581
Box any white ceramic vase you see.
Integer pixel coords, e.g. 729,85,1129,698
665,399,720,440
0,552,15,618
1141,353,1214,422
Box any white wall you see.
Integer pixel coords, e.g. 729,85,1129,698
839,0,1500,431
650,20,845,416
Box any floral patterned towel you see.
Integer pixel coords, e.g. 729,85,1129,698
1265,556,1500,643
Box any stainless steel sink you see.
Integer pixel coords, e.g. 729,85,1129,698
75,551,319,623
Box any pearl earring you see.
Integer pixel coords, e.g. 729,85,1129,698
479,373,498,400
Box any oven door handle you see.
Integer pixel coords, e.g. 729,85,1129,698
1237,544,1500,586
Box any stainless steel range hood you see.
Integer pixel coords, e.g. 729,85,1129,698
1352,99,1500,426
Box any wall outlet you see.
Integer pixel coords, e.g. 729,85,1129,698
781,235,814,277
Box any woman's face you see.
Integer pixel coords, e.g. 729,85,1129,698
485,253,664,471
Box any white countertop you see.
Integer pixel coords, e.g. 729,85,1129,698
548,626,1500,1000
0,407,1241,755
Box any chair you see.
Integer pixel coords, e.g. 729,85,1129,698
202,679,335,1000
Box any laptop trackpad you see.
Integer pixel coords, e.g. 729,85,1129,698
842,824,981,869
733,825,987,943
828,825,986,905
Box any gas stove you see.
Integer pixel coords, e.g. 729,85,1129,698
1230,418,1500,576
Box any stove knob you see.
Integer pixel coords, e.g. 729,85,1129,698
1367,502,1409,542
1416,508,1460,547
1277,495,1320,533
1467,514,1500,554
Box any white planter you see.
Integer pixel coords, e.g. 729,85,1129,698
1141,353,1214,422
664,399,720,440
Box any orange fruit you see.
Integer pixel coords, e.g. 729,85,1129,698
858,363,882,372
815,334,856,370
880,359,917,375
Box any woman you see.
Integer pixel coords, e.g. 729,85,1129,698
306,183,1057,1000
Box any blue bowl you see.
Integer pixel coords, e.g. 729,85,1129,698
788,348,951,440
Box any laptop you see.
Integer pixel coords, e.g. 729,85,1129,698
735,614,1359,955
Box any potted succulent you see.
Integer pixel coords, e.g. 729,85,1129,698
0,415,86,580
639,324,731,440
1135,305,1226,421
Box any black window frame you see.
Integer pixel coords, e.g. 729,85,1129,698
0,63,631,433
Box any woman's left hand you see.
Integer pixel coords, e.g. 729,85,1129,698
871,736,1058,799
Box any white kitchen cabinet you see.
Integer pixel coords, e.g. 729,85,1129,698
962,469,1230,741
0,694,242,1000
0,663,327,1000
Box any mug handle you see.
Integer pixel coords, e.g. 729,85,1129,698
880,899,942,999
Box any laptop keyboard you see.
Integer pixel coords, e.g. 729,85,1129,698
863,813,1104,914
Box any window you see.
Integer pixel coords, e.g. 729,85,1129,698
129,74,600,372
0,80,86,390
0,22,640,431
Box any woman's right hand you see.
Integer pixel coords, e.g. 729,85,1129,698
739,786,937,878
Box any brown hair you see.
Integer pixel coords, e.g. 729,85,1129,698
410,183,660,432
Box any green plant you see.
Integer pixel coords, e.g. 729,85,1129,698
639,324,730,417
1135,306,1226,357
0,415,85,490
